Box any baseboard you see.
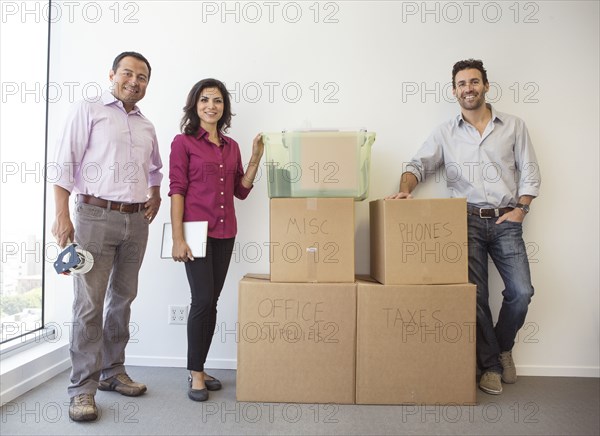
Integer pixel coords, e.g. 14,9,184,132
125,356,600,378
517,365,600,378
0,342,71,406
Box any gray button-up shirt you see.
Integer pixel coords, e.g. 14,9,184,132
404,104,541,208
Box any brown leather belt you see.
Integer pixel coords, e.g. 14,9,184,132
77,194,144,214
467,205,513,219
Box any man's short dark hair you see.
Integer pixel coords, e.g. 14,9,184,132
452,59,488,89
112,51,152,79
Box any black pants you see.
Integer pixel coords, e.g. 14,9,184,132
185,237,235,371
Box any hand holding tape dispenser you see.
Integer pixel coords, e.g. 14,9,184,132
53,240,94,275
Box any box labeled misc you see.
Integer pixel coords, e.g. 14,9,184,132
237,275,356,404
370,198,468,285
270,198,355,283
356,277,476,405
263,131,375,200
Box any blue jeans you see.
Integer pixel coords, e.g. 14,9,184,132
468,214,534,374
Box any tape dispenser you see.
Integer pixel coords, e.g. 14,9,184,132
54,241,94,275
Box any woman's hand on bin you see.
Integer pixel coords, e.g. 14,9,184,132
252,133,264,160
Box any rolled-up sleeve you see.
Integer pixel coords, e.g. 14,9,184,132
234,144,252,200
148,129,163,188
168,135,189,197
515,120,541,198
404,129,445,183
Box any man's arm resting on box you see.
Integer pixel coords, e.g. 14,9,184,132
386,172,418,199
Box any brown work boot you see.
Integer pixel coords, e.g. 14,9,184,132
500,350,517,384
98,373,147,397
479,371,503,395
69,393,98,422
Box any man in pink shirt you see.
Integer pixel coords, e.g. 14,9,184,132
52,51,162,422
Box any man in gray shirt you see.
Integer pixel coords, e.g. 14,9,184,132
388,59,540,395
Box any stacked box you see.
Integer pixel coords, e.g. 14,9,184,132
360,198,476,405
240,131,475,405
238,132,374,403
356,276,476,405
270,198,355,283
239,198,356,403
370,198,468,285
264,130,376,284
237,274,356,404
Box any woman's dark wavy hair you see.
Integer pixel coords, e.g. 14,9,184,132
452,59,488,89
180,78,234,136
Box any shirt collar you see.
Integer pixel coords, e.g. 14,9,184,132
101,90,142,115
456,103,503,126
196,126,230,146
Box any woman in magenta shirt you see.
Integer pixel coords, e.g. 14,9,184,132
168,78,263,402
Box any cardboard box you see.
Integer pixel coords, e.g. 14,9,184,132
356,277,476,405
270,198,355,283
237,274,356,404
370,198,468,285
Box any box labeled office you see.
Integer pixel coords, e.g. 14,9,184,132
237,275,356,404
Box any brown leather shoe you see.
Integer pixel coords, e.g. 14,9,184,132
69,393,98,422
98,373,147,397
479,371,503,395
500,351,517,384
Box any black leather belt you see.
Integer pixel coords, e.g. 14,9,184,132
467,205,513,219
77,194,144,214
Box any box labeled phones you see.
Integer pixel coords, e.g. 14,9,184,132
370,198,468,285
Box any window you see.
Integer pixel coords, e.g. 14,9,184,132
1,2,50,344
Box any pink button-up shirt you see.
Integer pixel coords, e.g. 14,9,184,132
54,91,163,202
168,128,252,239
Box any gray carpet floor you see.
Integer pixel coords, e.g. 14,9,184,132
1,367,598,435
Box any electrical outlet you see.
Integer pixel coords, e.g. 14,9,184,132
168,305,188,325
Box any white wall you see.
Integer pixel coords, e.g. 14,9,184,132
43,1,599,376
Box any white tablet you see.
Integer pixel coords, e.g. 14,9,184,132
161,221,208,259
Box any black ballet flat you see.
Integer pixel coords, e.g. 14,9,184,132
187,375,208,402
204,374,222,391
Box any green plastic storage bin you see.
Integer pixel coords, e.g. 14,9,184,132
263,130,376,200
